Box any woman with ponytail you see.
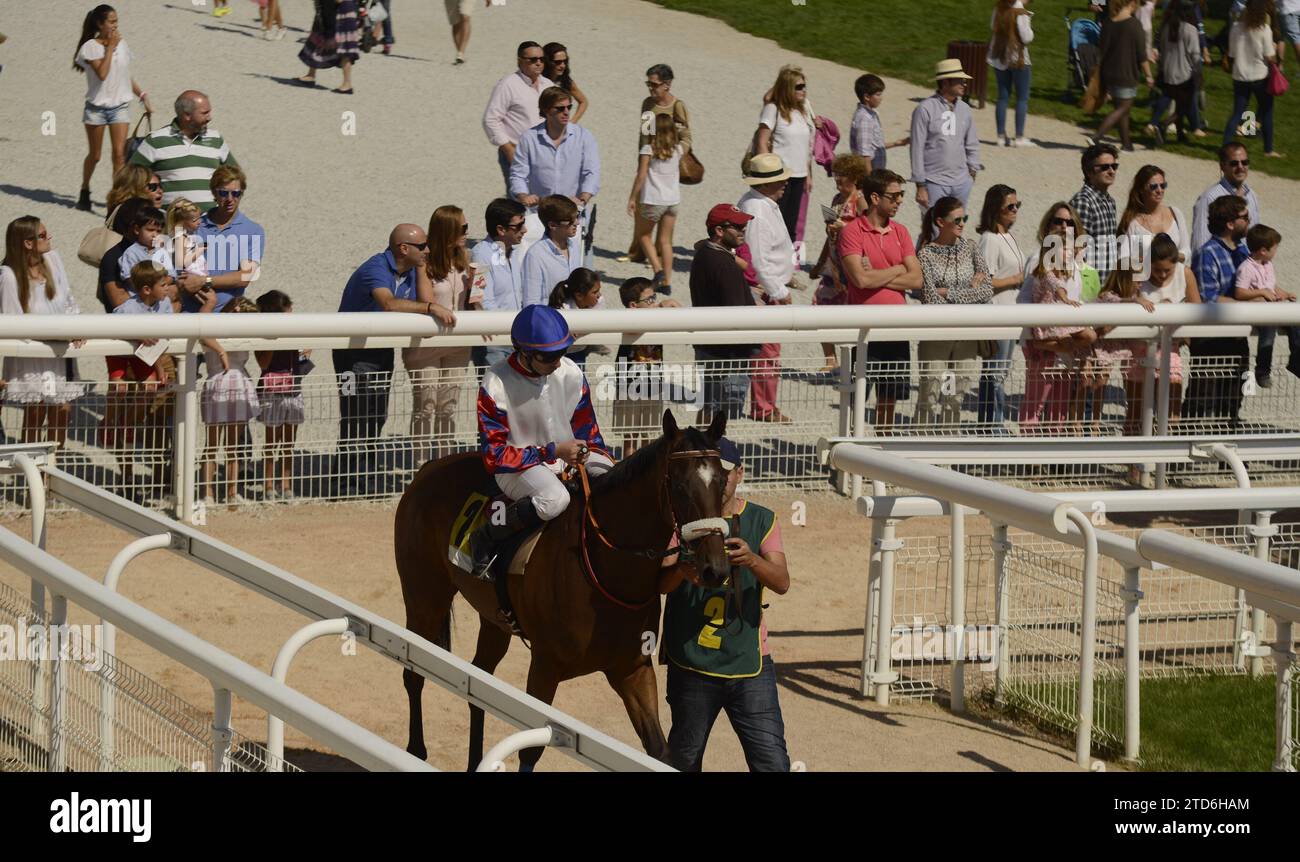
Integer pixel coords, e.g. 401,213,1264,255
987,0,1036,147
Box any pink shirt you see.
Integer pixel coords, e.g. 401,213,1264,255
482,71,555,147
1234,257,1276,298
837,218,914,306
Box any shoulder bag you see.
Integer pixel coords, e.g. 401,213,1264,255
673,100,704,185
77,205,124,268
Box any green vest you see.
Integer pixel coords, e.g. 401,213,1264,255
663,501,775,679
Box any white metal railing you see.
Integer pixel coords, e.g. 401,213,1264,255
4,448,669,772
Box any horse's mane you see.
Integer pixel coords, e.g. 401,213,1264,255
589,426,714,496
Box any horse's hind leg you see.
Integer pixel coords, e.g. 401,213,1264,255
400,572,456,762
605,660,670,763
467,619,512,771
517,662,562,773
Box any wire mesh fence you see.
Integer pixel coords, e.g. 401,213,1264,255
1,334,1296,512
0,579,298,773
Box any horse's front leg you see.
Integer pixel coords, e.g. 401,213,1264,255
605,659,670,764
516,660,562,773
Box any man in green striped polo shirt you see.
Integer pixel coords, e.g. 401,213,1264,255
129,90,237,213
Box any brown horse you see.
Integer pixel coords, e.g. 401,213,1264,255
395,410,732,770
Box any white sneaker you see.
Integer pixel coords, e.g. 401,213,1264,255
263,488,280,502
228,492,250,506
1003,136,1015,147
274,26,286,40
1015,137,1037,148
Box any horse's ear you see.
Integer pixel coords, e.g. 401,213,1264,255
705,411,726,443
662,408,679,438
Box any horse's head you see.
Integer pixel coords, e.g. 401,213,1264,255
662,410,731,588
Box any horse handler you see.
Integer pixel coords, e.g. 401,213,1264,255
470,305,613,579
658,437,793,771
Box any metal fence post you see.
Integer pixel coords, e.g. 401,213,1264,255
950,503,967,714
171,352,189,520
1122,565,1142,763
1154,326,1173,489
1250,510,1277,678
862,515,883,698
837,345,854,496
1139,336,1157,487
873,519,902,707
212,686,233,773
268,617,351,771
181,342,200,524
48,592,68,772
851,331,869,501
1273,620,1295,773
992,523,1010,706
1065,509,1099,769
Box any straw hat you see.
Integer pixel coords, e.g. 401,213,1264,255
744,153,790,185
933,58,973,81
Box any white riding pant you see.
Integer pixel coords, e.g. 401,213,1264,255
493,452,614,521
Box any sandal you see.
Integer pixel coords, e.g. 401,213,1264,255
291,76,317,87
332,87,354,95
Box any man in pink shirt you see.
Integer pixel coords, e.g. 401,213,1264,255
482,41,553,192
837,169,922,430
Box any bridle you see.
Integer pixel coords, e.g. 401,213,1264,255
571,446,729,610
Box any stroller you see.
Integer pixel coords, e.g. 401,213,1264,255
1066,14,1102,92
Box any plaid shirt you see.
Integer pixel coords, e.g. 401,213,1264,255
1191,237,1248,304
1069,183,1118,281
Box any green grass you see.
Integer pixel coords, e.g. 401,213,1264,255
648,0,1297,180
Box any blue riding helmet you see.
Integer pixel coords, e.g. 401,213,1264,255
510,305,575,354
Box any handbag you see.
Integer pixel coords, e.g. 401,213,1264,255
125,111,152,162
77,205,124,268
1079,66,1103,113
1266,62,1289,97
260,369,295,395
670,101,704,185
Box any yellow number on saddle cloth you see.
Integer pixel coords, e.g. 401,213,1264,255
696,596,727,650
448,492,491,572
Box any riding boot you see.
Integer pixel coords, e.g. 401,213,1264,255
469,497,543,581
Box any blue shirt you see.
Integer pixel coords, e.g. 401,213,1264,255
338,249,419,313
190,209,266,312
520,235,583,308
508,122,601,200
470,238,524,312
1191,237,1249,304
112,296,173,314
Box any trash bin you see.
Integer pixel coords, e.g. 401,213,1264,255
946,41,989,109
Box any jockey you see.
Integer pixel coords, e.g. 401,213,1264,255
470,305,614,579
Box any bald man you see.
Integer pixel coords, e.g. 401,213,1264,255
129,90,237,211
332,225,458,498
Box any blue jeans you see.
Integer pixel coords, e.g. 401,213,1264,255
666,657,791,772
375,0,393,43
1225,77,1274,153
694,347,750,421
1254,326,1300,381
977,338,1015,426
994,66,1031,139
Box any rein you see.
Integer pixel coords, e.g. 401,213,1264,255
573,447,727,610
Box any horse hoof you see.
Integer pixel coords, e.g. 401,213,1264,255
407,743,428,761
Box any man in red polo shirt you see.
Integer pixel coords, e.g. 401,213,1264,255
837,169,922,431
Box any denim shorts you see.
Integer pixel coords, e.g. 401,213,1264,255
1109,85,1138,101
1282,11,1300,45
84,101,131,126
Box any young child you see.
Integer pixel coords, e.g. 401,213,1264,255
1096,267,1155,445
199,295,261,507
1028,234,1098,365
108,261,176,501
547,267,606,367
165,198,207,281
1233,224,1298,385
810,153,869,372
628,112,683,294
614,276,681,456
254,290,307,501
849,73,909,171
118,206,175,283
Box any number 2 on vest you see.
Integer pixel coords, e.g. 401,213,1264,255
696,597,727,649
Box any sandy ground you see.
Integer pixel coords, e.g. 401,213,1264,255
3,0,1296,772
0,494,1081,772
1,0,1296,327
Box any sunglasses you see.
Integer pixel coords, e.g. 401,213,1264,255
551,104,573,113
146,182,162,192
520,55,544,63
633,295,657,306
535,350,566,363
459,224,469,235
553,219,575,228
505,220,526,232
215,189,244,199
945,215,970,225
1093,162,1119,172
645,80,664,88
882,191,906,203
794,83,807,91
1003,202,1021,212
1147,181,1168,191
403,240,429,250
1051,217,1074,227
1226,159,1250,168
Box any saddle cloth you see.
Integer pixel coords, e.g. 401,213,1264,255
448,490,545,577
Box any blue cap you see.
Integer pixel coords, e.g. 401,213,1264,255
510,305,575,353
717,437,741,471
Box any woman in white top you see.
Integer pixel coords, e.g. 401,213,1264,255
73,5,152,212
404,205,481,466
988,0,1036,147
975,184,1026,426
0,217,85,447
1118,164,1190,272
627,113,683,294
754,65,821,244
1224,0,1280,157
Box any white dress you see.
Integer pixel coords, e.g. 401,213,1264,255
0,251,85,405
1120,206,1191,268
201,347,260,424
